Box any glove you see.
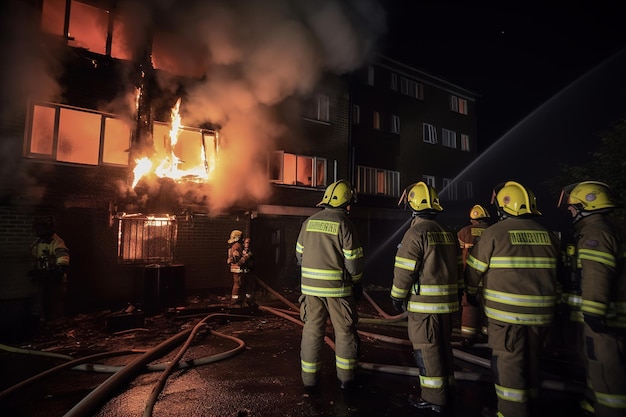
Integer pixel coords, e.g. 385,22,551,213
352,282,363,302
465,292,479,307
583,314,606,333
391,297,406,314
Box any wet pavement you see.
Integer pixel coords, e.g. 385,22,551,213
0,287,588,417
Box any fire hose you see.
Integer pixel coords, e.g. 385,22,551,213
1,277,585,417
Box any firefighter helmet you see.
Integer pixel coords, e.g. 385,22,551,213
399,181,443,212
558,181,618,212
492,181,541,217
469,204,489,220
317,180,356,208
228,229,243,244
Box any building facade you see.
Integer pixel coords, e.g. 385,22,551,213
0,0,479,326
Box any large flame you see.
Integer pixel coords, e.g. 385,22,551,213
131,98,215,188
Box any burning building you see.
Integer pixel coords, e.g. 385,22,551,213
0,0,479,327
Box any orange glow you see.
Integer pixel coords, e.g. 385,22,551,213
132,99,215,188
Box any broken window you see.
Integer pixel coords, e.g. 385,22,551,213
40,0,132,59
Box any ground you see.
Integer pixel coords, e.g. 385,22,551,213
0,286,587,417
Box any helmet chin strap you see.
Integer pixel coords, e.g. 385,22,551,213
496,207,508,221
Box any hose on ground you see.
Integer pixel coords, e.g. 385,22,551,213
0,349,145,401
142,313,246,417
63,327,192,417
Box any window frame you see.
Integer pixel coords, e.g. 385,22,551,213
461,134,470,151
450,95,468,115
422,175,436,188
356,165,400,197
423,123,438,144
442,128,457,149
268,151,327,188
25,101,131,167
391,115,400,134
442,178,458,200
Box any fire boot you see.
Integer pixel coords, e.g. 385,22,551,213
408,393,446,414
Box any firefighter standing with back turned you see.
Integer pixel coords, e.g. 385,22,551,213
465,181,560,417
457,204,491,345
390,181,463,414
558,181,626,417
295,179,364,394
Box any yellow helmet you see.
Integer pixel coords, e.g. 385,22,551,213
492,181,541,217
469,204,489,220
399,181,443,212
317,180,355,208
228,229,242,244
559,181,618,212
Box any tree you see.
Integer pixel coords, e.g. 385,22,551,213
545,116,626,231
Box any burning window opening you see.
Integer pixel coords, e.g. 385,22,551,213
132,98,219,188
116,213,177,265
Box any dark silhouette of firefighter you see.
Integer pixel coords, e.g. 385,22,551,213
390,181,462,414
558,181,626,417
457,204,491,345
295,179,364,393
28,216,70,323
465,181,560,417
240,236,256,306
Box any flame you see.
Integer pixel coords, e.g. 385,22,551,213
131,98,216,188
132,157,153,188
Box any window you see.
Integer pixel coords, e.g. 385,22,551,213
352,104,360,125
367,66,375,86
423,123,437,144
461,134,470,151
450,95,468,115
41,0,133,60
391,115,400,134
442,129,457,148
26,103,131,166
390,73,398,91
400,77,423,99
317,95,330,122
442,178,458,200
152,123,218,181
269,151,326,188
373,111,381,130
423,175,436,188
356,166,400,197
304,94,330,123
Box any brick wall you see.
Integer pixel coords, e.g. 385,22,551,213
0,206,42,299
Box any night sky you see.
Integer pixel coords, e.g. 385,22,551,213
380,1,626,224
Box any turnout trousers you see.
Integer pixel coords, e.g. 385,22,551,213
299,295,359,386
407,312,455,407
583,324,626,417
488,322,546,417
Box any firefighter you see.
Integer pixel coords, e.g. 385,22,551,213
558,181,626,417
227,229,245,306
240,236,257,306
28,216,70,323
390,181,462,414
457,204,491,345
295,179,364,393
465,181,560,417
